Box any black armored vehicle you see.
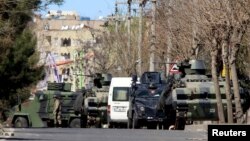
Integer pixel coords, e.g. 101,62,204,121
127,72,166,129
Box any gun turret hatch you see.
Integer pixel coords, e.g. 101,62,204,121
189,59,206,75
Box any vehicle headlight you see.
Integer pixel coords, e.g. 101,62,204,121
140,106,145,112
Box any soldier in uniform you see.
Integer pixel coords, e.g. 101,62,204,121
53,94,62,127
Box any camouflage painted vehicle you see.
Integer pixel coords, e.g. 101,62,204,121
74,73,112,128
8,83,82,128
159,59,250,130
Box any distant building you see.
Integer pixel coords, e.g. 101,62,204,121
34,11,106,91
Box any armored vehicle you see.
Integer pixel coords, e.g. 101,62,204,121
8,82,82,128
159,59,250,130
127,72,166,129
74,73,112,128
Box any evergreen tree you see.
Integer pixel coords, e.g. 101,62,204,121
0,0,64,108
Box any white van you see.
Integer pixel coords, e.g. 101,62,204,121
107,77,132,128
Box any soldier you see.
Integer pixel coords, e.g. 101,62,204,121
74,89,88,128
53,94,62,127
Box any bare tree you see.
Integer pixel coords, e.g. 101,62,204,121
219,0,249,123
186,0,250,123
99,13,152,77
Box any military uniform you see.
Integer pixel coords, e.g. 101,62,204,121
53,95,62,127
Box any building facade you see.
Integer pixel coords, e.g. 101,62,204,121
34,10,105,91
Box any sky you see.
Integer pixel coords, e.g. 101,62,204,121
41,0,117,20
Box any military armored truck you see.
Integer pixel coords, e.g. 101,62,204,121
158,59,250,130
74,73,112,128
8,82,82,128
127,72,166,129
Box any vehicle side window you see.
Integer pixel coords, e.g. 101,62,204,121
137,90,148,97
113,87,129,101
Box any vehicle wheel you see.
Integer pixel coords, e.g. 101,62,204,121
127,118,132,129
163,119,173,130
175,117,185,130
108,122,114,128
80,115,87,128
95,117,101,128
147,123,157,129
42,121,48,127
69,118,81,128
163,109,177,130
14,117,28,128
132,113,139,129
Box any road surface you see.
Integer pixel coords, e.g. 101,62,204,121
0,126,207,141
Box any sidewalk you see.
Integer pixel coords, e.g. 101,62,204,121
185,121,210,132
185,111,250,132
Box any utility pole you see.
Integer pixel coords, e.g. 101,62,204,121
166,0,173,76
138,0,146,76
149,0,156,72
127,0,132,55
115,1,119,33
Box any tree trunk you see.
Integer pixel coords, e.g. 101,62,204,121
211,50,226,123
224,63,234,123
229,26,246,123
231,63,244,123
222,45,234,123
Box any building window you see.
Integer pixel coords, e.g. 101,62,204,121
45,36,51,45
54,37,59,47
61,38,71,47
44,23,49,30
61,53,71,59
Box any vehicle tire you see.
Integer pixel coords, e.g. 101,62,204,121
14,117,28,128
127,118,132,129
42,121,48,127
175,117,185,130
163,109,177,130
163,119,173,130
132,113,139,129
80,114,87,128
147,123,157,129
95,117,101,128
69,118,81,128
108,121,114,128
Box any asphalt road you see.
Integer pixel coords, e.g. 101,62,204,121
0,126,207,141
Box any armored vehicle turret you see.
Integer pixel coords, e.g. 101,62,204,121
159,59,250,130
8,82,82,128
74,73,112,128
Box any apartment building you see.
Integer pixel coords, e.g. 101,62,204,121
34,10,105,91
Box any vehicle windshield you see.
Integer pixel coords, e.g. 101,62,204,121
113,87,129,101
136,89,162,98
